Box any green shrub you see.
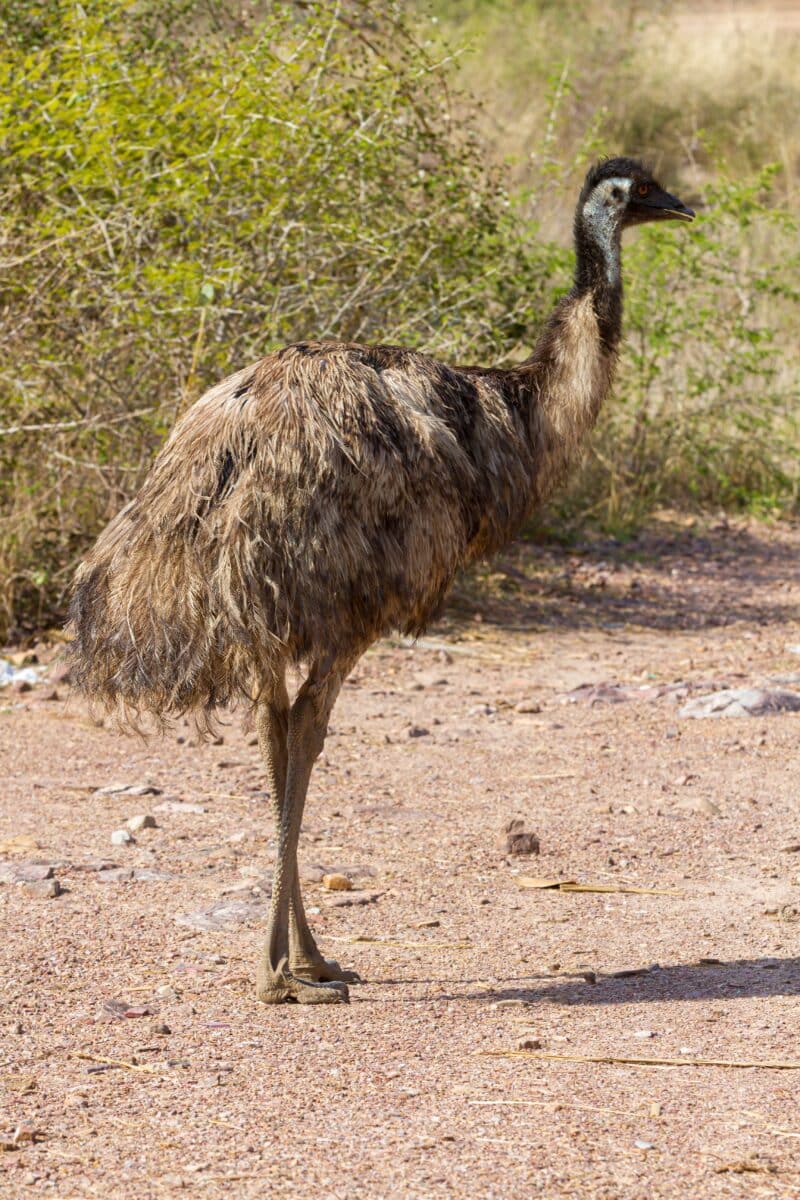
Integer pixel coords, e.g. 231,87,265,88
0,0,554,638
1,0,797,641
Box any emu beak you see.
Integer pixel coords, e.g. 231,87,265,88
631,185,695,223
660,191,695,221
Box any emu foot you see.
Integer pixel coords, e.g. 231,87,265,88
256,961,349,1005
291,954,361,985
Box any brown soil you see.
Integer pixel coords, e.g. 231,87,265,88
2,518,800,1199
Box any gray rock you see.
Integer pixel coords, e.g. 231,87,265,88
127,814,157,833
133,868,176,882
153,801,207,815
97,867,134,882
0,862,54,884
110,829,135,846
22,878,62,899
174,900,269,931
299,863,326,883
16,863,55,882
679,688,800,719
565,682,631,705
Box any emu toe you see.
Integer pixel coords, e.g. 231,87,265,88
291,955,362,985
256,966,349,1005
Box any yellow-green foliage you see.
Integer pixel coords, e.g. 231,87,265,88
0,0,554,638
428,0,800,529
1,0,798,638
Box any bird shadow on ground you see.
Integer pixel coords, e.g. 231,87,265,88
437,522,800,637
428,956,800,1006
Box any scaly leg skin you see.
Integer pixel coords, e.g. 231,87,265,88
288,883,361,985
256,677,359,987
255,662,354,1004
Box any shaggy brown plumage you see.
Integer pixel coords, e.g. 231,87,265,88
69,317,609,719
68,158,694,1004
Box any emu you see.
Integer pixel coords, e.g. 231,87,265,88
69,158,693,1004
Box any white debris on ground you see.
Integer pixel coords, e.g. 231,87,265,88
0,658,42,688
679,687,800,719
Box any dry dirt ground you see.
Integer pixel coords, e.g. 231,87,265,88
2,519,800,1199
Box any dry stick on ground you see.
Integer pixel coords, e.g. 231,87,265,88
481,1051,800,1070
74,1053,167,1074
468,1099,650,1117
516,877,684,895
327,935,473,950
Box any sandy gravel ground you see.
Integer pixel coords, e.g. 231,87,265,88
2,519,800,1199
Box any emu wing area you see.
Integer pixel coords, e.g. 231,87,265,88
69,342,532,715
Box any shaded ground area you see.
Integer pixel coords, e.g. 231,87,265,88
2,518,800,1199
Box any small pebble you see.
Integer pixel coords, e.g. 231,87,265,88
633,1029,657,1039
127,814,157,833
406,725,430,738
152,1022,171,1036
514,699,541,713
322,873,352,891
13,1124,40,1146
517,1036,543,1050
111,829,135,846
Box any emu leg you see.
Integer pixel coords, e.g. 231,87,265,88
256,663,350,1004
255,684,357,986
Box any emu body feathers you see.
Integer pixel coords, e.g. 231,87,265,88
69,315,612,720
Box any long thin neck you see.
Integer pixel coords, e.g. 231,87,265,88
572,201,623,351
506,201,624,509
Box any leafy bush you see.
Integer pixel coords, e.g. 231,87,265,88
0,0,554,638
1,0,798,641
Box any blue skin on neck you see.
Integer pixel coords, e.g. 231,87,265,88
580,178,629,287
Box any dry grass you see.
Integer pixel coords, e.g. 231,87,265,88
427,0,800,220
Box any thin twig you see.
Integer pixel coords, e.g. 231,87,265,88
327,935,472,950
480,1050,800,1070
0,407,155,438
74,1053,167,1074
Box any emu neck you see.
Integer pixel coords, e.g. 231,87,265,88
572,205,624,350
510,209,623,509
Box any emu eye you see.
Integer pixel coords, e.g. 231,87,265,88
637,183,650,196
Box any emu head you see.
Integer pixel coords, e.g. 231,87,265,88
580,157,695,233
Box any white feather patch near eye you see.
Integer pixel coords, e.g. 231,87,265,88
598,177,632,201
581,177,632,285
